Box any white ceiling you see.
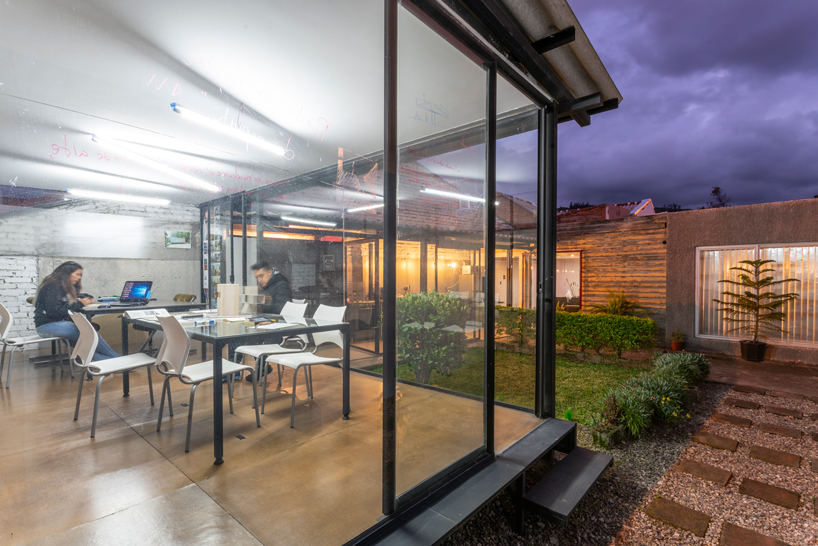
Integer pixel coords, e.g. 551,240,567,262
0,0,532,206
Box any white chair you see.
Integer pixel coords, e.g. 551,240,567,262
266,304,346,427
234,301,309,387
155,315,260,452
1,302,71,389
69,312,156,438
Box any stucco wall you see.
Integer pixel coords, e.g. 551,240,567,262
666,198,818,363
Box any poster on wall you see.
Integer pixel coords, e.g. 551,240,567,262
165,230,192,249
323,255,335,271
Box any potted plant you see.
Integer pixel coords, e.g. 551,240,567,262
670,330,686,351
713,259,800,362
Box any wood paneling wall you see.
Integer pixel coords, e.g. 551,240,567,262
558,214,668,341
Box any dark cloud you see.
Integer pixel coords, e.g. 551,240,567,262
553,0,818,209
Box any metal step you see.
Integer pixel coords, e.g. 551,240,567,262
521,446,613,525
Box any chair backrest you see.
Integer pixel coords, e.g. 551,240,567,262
69,312,99,368
0,302,13,340
311,305,346,349
280,301,308,318
173,293,197,303
291,299,306,304
156,315,191,376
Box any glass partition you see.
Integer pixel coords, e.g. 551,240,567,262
396,4,488,498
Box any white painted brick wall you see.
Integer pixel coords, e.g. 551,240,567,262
0,256,39,340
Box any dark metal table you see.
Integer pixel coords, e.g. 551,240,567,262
80,300,206,396
124,314,351,465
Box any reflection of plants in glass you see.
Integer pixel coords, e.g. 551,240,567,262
397,291,470,383
589,290,646,316
565,279,578,303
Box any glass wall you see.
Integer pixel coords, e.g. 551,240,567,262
395,4,488,498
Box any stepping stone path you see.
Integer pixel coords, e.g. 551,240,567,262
739,479,800,510
748,445,801,468
810,413,818,421
694,432,738,451
711,412,752,427
768,390,804,400
806,395,818,404
719,522,794,546
644,497,710,537
812,460,818,473
759,422,803,439
733,385,766,395
813,432,818,442
765,406,803,419
678,459,732,485
724,397,760,410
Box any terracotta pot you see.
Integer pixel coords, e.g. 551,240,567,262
740,340,767,362
671,341,685,351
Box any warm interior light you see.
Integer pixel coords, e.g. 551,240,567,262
262,232,315,240
280,216,336,227
67,188,170,206
90,135,220,192
346,203,384,213
420,188,500,205
171,103,285,156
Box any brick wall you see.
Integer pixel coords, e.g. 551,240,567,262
0,256,39,339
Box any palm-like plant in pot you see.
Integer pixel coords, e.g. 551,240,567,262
713,259,800,362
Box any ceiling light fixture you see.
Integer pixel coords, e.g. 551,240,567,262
280,215,336,227
67,188,170,206
420,188,499,205
91,135,220,193
171,103,285,156
346,203,385,213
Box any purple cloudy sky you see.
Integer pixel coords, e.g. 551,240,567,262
557,0,818,209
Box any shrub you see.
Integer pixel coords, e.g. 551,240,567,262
556,311,656,356
495,306,536,345
588,290,646,316
397,292,470,383
606,381,653,437
654,352,710,384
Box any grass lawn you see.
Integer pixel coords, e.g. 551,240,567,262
374,349,643,424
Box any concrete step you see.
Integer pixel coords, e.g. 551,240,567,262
520,447,613,525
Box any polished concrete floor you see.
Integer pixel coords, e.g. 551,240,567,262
0,344,541,546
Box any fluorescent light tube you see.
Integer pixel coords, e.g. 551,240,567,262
346,203,384,213
90,135,220,193
280,216,336,227
171,103,285,156
67,188,170,206
420,188,499,205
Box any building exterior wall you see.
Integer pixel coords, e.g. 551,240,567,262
666,198,818,363
558,214,668,341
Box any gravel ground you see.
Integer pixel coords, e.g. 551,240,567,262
441,381,731,546
614,388,818,546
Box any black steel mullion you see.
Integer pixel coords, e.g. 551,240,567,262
241,192,248,286
229,196,235,284
541,104,558,418
484,60,497,454
382,0,398,517
200,206,205,304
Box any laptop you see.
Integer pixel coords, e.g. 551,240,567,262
117,281,153,305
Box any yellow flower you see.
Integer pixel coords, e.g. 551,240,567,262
673,413,677,417
686,414,690,418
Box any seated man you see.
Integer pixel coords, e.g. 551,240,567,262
252,261,291,314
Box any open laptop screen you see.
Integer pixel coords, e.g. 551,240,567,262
120,281,152,301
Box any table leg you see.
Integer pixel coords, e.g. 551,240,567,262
202,341,207,361
121,317,130,397
213,340,224,465
343,325,350,420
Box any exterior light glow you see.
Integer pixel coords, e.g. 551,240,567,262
90,135,220,193
420,188,499,205
171,103,285,156
346,203,384,213
67,188,170,206
280,216,336,227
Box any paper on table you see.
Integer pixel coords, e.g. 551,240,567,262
256,323,297,330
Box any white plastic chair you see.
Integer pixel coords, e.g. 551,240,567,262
234,301,309,386
155,315,260,452
69,312,156,438
1,302,71,389
266,304,346,427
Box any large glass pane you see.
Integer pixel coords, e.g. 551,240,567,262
698,247,756,337
396,4,487,497
1,0,384,542
759,245,818,345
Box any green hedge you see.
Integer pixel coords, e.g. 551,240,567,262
556,311,656,357
495,306,536,345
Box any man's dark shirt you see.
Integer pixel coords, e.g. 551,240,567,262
259,272,291,314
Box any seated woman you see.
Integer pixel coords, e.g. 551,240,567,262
34,261,120,361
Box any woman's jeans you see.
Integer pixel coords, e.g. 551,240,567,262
36,321,120,361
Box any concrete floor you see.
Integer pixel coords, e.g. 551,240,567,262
706,353,818,398
0,346,540,546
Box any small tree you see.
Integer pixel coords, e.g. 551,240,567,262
588,290,646,317
707,186,731,208
397,291,470,383
713,259,800,343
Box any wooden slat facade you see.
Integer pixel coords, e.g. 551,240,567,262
558,213,668,341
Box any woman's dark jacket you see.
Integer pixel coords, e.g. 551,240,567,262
34,282,83,327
